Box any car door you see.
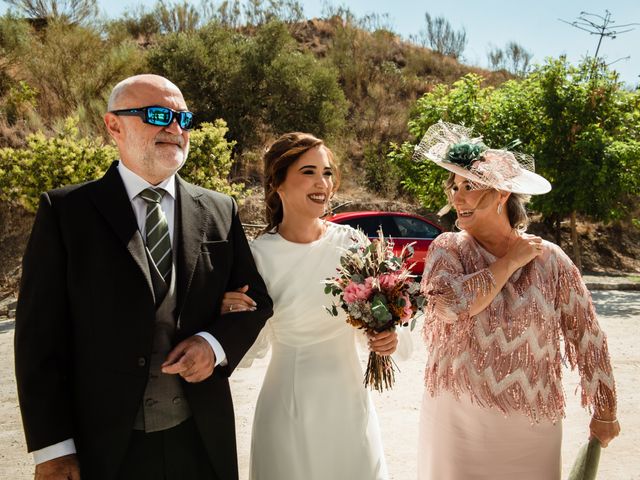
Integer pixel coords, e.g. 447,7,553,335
386,215,442,274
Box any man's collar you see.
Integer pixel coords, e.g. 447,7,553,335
117,161,177,201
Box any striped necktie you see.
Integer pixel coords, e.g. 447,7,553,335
139,188,172,283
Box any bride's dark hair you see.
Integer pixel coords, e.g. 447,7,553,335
262,132,340,234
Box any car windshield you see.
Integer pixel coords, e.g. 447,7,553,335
336,215,439,239
391,216,440,239
338,217,389,236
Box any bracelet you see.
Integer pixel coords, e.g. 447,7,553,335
592,417,618,424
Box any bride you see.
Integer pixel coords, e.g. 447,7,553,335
220,132,411,480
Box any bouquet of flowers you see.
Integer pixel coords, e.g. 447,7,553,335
324,229,425,392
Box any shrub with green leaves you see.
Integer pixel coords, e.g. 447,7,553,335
363,145,401,197
390,60,640,222
0,117,245,212
0,117,117,211
148,20,348,149
179,119,245,198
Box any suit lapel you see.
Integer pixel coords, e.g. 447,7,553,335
175,176,206,315
89,162,155,301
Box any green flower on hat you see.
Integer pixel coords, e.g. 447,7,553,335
446,142,487,168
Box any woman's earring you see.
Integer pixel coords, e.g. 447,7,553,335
454,219,462,231
497,203,503,216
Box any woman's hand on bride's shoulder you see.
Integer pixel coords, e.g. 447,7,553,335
368,330,398,356
220,285,257,315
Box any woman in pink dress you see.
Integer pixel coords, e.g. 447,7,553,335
413,122,620,480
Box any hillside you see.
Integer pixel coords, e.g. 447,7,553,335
285,17,511,165
1,14,638,295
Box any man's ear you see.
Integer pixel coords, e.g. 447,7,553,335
104,112,123,142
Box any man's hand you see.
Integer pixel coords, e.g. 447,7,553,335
161,335,216,382
35,454,80,480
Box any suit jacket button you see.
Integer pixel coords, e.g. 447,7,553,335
145,398,156,407
172,397,182,405
137,357,146,367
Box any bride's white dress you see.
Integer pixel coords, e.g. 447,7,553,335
242,223,395,480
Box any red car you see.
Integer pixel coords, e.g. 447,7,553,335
327,211,443,275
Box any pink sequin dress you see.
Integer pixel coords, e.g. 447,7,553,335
417,231,616,480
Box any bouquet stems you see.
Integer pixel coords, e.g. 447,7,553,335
364,351,397,392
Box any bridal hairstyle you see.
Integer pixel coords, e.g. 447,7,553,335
262,132,341,234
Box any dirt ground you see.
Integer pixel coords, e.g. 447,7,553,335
1,291,638,479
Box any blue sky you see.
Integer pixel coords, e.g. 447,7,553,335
2,0,639,85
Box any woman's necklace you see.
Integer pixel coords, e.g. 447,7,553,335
477,228,516,258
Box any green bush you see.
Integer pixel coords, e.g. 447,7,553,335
0,117,245,212
148,20,348,150
390,60,640,221
0,117,117,211
179,119,245,198
21,21,144,133
363,145,401,197
2,80,38,125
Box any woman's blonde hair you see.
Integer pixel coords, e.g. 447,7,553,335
441,172,531,231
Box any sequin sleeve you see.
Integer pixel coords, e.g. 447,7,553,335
421,233,496,324
556,251,617,415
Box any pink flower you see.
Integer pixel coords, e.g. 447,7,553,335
379,273,400,291
399,294,413,322
343,279,374,304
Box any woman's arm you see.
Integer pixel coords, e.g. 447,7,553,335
421,233,542,322
556,248,619,446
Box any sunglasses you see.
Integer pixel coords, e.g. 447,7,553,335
110,106,194,131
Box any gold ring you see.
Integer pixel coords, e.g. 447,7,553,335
229,304,234,312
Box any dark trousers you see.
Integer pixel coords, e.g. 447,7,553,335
118,418,218,480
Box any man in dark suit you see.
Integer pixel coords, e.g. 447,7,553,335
14,74,273,480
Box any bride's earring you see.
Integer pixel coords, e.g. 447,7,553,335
497,203,503,216
454,219,462,231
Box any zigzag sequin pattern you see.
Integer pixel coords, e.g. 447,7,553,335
420,232,616,424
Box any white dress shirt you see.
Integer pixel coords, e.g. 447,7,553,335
32,161,226,464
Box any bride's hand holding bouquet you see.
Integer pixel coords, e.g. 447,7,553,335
324,229,425,392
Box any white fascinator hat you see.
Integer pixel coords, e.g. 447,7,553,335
412,121,551,195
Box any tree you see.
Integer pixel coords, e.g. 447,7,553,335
147,20,347,150
106,6,160,43
155,0,202,33
487,41,532,77
416,13,467,59
2,0,98,24
0,14,30,93
560,10,639,77
204,0,304,29
390,59,640,268
20,21,143,133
